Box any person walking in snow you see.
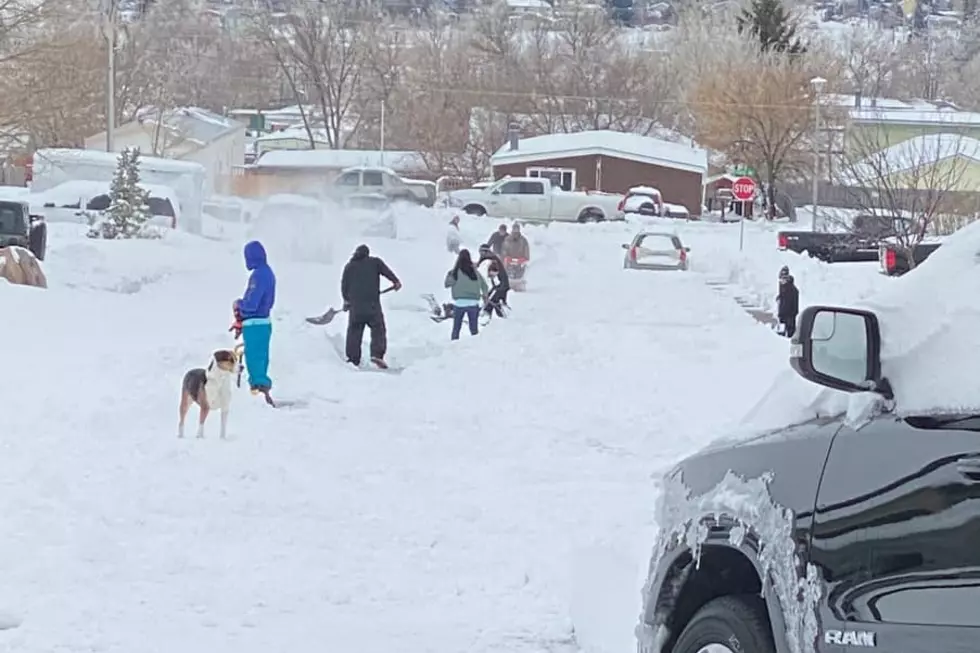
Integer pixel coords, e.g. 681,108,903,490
777,274,800,338
341,244,402,368
447,215,462,254
444,248,488,340
235,240,276,400
485,223,508,255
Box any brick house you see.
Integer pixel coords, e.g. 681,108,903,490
489,130,708,214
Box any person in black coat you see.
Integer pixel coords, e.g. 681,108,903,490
340,244,402,367
478,244,509,316
777,274,799,338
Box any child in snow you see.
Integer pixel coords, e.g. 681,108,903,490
235,240,277,396
447,215,462,253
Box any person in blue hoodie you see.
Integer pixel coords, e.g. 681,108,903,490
234,240,276,400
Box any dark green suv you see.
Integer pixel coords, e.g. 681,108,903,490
0,200,46,260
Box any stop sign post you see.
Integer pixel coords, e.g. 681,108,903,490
731,176,755,252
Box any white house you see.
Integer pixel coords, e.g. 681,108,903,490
84,107,246,195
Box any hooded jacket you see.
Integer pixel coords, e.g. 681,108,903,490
341,244,400,312
502,232,530,259
238,241,276,320
777,277,799,322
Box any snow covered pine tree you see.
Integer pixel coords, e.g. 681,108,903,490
87,147,152,240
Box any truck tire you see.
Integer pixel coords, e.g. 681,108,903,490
29,221,47,261
577,208,605,223
463,204,486,216
671,595,775,653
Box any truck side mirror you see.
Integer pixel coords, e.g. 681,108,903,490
790,305,892,399
621,243,630,250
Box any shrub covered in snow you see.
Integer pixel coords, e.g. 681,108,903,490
87,148,159,240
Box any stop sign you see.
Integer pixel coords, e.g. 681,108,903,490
731,177,756,202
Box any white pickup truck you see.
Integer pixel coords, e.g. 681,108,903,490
447,177,625,223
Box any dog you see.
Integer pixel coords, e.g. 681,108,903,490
178,349,239,439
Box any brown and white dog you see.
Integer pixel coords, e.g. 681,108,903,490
178,349,239,439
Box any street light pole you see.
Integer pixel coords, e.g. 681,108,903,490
810,77,827,231
100,0,118,153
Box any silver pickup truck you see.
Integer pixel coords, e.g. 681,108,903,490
447,177,625,223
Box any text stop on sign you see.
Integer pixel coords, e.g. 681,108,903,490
731,177,756,201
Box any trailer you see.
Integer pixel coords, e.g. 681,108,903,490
31,148,207,234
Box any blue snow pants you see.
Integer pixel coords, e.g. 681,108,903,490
241,318,273,389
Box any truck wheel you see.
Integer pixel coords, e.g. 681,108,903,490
463,204,486,216
29,222,47,261
577,208,605,223
671,595,775,653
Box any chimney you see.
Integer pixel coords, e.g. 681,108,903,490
508,123,520,151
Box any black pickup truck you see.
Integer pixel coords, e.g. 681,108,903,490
777,214,907,263
0,199,46,260
878,241,942,276
637,304,980,653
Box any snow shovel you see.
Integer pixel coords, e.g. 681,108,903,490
305,285,397,326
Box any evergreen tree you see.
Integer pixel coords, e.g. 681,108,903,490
737,0,806,55
90,147,151,239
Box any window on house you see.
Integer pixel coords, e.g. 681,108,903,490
526,167,575,191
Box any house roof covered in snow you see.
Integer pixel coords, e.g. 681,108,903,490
135,107,243,145
827,93,980,127
846,133,980,180
490,130,708,174
34,147,206,175
253,149,427,172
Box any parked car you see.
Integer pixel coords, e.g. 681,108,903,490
777,213,909,263
34,180,180,229
622,231,689,270
636,294,980,653
0,200,46,260
447,177,625,223
621,186,664,216
878,240,942,276
329,166,431,206
619,186,694,219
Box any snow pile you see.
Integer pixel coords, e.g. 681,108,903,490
686,219,890,311
248,194,336,264
853,219,980,413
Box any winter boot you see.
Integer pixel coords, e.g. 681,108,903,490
370,356,388,369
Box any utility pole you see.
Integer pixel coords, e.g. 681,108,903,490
102,0,117,152
810,76,826,232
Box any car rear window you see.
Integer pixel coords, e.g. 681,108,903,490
637,234,675,249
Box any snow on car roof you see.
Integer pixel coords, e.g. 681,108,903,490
628,186,662,196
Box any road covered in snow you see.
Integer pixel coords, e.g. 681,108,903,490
0,212,861,653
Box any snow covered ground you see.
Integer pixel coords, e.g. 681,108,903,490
0,208,865,653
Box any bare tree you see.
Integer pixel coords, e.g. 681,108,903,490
689,47,839,219
835,125,972,268
839,25,902,100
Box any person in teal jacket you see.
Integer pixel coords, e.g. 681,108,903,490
444,248,488,340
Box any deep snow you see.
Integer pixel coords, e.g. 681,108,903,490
0,209,831,653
